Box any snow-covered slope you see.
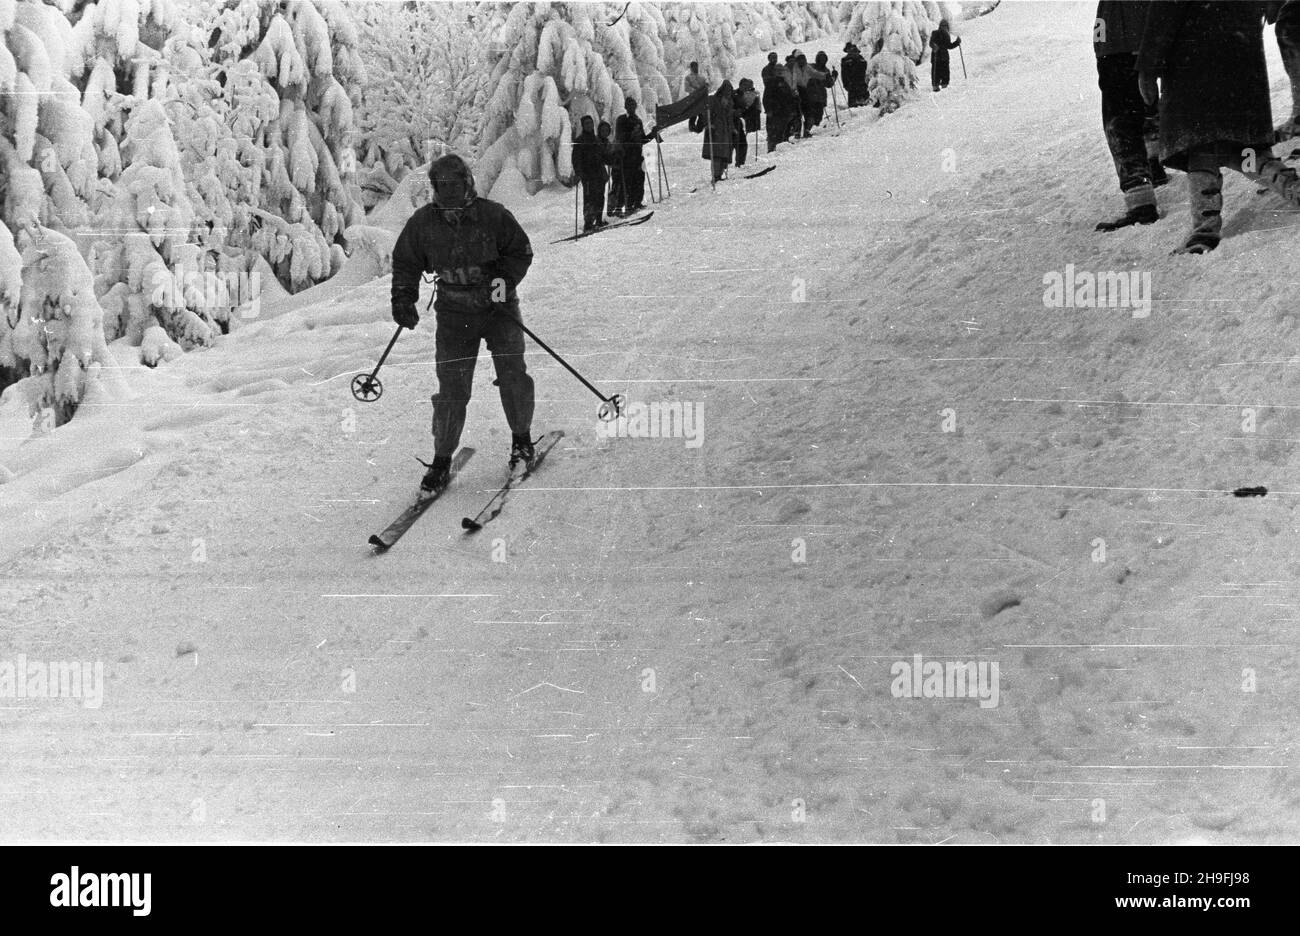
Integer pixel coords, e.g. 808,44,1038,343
3,1,1299,843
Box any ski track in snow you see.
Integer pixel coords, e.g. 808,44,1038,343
3,1,1299,842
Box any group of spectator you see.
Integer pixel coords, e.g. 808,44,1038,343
569,29,965,231
760,49,840,151
571,98,658,231
1092,0,1300,254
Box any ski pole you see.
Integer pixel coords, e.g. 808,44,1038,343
959,43,967,79
706,98,716,191
351,325,404,402
657,137,670,197
492,308,624,421
830,79,841,129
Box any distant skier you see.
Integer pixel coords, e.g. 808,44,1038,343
597,120,617,213
786,52,806,138
733,77,761,167
683,61,709,132
841,43,869,107
1093,0,1165,233
613,97,649,215
804,51,838,133
572,115,609,232
790,52,818,137
1139,0,1300,253
929,19,961,92
390,153,537,497
764,64,799,152
700,80,737,182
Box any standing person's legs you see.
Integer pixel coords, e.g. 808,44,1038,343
1143,100,1167,185
735,133,748,167
483,303,535,441
431,312,484,457
622,158,642,208
1277,1,1300,131
582,177,603,226
631,159,646,207
609,163,624,214
1095,53,1157,230
1173,146,1225,254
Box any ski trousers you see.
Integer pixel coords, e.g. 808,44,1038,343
431,301,534,457
1097,53,1160,206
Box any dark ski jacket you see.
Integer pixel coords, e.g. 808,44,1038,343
572,129,608,183
1137,0,1273,170
1094,0,1150,58
764,71,798,126
804,64,836,107
840,50,868,95
615,113,647,165
929,28,960,63
391,198,533,316
734,80,761,132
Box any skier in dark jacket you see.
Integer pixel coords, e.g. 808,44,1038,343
1138,0,1300,253
700,80,736,182
804,51,838,133
572,115,609,231
929,19,961,91
390,153,536,496
764,65,798,152
733,77,761,167
841,43,869,107
1093,0,1165,233
761,52,779,98
613,97,648,215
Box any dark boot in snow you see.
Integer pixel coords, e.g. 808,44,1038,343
509,434,536,471
1149,158,1169,187
1096,202,1158,232
418,454,452,500
1173,169,1222,255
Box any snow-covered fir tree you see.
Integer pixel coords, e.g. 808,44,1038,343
845,1,961,113
353,1,487,207
205,0,366,290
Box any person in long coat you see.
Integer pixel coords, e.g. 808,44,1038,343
571,115,609,231
733,77,761,167
929,19,961,92
700,80,736,182
1093,0,1164,233
764,66,798,152
841,43,869,107
1138,0,1300,253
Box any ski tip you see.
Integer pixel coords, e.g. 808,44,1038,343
461,518,482,532
368,535,389,551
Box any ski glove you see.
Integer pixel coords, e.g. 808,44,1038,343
393,302,419,330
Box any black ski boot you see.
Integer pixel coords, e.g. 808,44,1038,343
1150,158,1169,187
1095,203,1158,232
418,454,452,500
509,434,536,471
